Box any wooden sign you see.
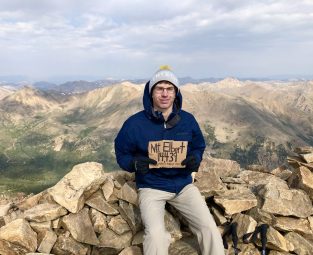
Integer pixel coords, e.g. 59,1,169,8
148,140,188,168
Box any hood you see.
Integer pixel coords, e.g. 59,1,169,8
143,81,182,123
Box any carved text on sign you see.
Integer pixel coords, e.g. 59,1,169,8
148,140,188,168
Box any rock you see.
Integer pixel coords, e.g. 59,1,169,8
52,218,61,229
0,218,37,252
271,166,293,181
288,166,313,199
98,228,132,250
85,190,119,215
294,147,313,154
102,177,115,200
260,226,293,252
0,202,15,217
51,232,89,255
246,207,275,225
24,203,68,222
61,207,99,245
106,188,120,203
26,253,53,255
118,246,142,255
108,215,131,235
199,156,241,177
0,239,29,255
194,169,225,197
118,200,142,234
232,213,257,239
17,192,45,211
287,155,313,171
238,170,288,189
168,235,200,255
165,210,182,241
37,230,57,253
29,221,51,244
284,231,313,255
226,243,259,255
246,164,269,173
269,251,293,255
89,208,107,234
300,152,313,163
117,182,138,205
260,182,313,218
211,205,228,226
48,162,107,213
132,231,144,245
91,247,119,255
220,177,246,184
274,216,313,238
214,189,258,215
2,209,24,225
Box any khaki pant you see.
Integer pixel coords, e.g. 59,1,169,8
138,184,225,255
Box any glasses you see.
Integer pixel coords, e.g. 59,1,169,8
154,86,176,94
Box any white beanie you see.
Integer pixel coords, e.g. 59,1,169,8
149,65,179,94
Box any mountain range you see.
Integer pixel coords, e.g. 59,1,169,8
0,78,312,194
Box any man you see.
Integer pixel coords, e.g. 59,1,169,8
115,66,224,255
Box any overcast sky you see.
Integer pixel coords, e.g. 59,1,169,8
0,0,313,81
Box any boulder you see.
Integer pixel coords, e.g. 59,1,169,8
232,213,257,239
108,215,131,235
274,216,313,238
300,152,313,163
214,189,258,215
51,232,89,255
288,166,313,200
48,162,107,213
98,228,132,250
0,239,29,255
259,183,313,218
117,182,138,205
199,156,241,177
284,232,313,255
61,207,99,245
85,190,119,215
261,226,293,252
238,170,288,189
118,200,142,234
24,203,67,222
37,230,57,253
89,208,107,234
165,210,182,241
168,236,200,255
194,169,225,197
102,177,115,200
0,218,37,252
118,246,142,255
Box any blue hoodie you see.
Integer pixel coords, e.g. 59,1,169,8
114,82,206,193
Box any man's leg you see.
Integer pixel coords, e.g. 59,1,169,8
168,184,225,255
138,188,174,255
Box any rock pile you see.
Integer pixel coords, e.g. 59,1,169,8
0,148,313,255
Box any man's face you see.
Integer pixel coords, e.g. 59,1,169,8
151,81,176,111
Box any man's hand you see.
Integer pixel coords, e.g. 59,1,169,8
181,155,200,172
132,157,157,174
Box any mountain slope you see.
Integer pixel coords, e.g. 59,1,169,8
0,79,313,193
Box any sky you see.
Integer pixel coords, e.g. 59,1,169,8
0,0,313,82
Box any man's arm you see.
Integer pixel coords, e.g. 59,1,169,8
114,120,136,172
189,116,206,164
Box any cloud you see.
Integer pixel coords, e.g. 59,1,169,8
0,0,313,79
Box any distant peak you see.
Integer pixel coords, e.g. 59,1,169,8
216,77,243,88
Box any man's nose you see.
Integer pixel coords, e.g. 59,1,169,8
161,89,169,95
